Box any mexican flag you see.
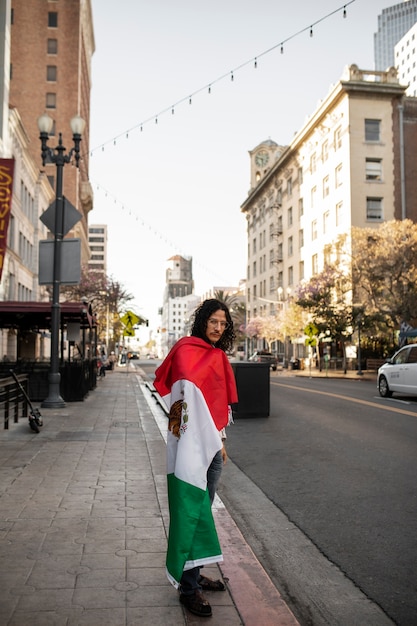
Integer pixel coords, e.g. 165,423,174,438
154,337,238,588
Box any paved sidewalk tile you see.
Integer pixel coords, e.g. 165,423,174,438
0,367,299,626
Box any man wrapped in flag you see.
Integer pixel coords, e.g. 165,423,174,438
154,299,238,617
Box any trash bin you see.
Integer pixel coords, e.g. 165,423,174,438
231,362,270,418
289,357,300,370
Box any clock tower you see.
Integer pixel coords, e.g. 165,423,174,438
249,140,282,190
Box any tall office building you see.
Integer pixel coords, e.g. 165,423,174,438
160,255,197,355
395,21,417,95
374,0,417,71
9,0,95,262
88,224,107,273
242,65,417,360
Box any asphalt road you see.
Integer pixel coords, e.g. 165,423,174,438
136,361,417,625
223,374,417,626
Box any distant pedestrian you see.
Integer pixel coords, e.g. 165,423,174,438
154,299,238,618
108,351,117,371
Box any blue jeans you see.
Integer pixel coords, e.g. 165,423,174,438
180,449,223,594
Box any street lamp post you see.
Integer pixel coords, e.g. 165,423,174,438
38,112,86,408
357,313,363,376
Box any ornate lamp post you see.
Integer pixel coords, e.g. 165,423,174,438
38,112,86,408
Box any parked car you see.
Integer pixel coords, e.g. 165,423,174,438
249,351,278,371
377,344,417,397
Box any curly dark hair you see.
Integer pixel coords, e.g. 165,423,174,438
191,299,235,352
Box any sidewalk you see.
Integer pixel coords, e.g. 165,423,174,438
0,366,299,626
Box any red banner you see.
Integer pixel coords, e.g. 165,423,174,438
0,158,15,281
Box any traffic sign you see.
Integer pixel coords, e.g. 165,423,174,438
304,322,318,337
123,328,135,337
120,311,140,328
305,337,317,347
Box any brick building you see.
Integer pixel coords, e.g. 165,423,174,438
9,0,95,262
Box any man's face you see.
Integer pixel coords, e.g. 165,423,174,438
205,309,228,344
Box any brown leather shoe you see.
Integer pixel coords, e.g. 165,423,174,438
180,589,212,617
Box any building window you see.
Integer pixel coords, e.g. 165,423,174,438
310,153,316,173
299,260,304,280
277,188,282,204
323,175,329,197
336,201,343,227
299,229,304,248
48,12,58,27
334,126,342,149
298,198,304,217
46,93,56,108
288,207,293,227
312,254,318,275
322,140,328,162
311,219,318,240
311,186,317,208
365,119,381,142
335,163,343,187
323,210,330,234
288,236,293,257
47,65,57,81
365,158,382,181
252,237,256,254
47,38,58,54
47,174,55,189
298,167,303,184
278,271,283,289
366,197,383,221
288,266,294,286
287,178,292,197
253,261,257,277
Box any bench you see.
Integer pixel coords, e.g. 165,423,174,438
366,358,386,370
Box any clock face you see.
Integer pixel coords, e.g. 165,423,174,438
255,150,269,167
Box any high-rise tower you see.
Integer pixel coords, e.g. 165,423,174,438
374,0,417,71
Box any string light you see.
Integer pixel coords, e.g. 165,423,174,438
87,1,355,157
92,180,229,285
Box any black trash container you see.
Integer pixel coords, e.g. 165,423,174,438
289,357,300,370
231,362,270,418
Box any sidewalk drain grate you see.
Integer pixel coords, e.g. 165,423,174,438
112,421,140,428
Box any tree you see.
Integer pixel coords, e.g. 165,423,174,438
62,266,133,348
295,265,353,371
351,220,417,343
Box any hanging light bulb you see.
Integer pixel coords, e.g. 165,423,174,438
254,58,257,68
343,5,347,18
231,71,234,81
310,26,313,37
281,43,284,54
208,85,211,94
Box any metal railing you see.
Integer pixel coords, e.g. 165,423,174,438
0,374,29,429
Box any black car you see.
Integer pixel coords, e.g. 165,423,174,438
248,351,278,371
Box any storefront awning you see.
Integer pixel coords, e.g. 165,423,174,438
0,301,96,330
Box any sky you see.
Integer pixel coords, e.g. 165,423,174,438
89,0,393,331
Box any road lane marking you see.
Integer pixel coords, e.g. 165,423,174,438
272,381,417,417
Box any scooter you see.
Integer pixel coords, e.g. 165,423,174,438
10,370,43,433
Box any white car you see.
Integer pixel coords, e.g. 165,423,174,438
377,344,417,397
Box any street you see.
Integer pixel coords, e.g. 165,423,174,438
223,373,417,626
137,361,417,625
